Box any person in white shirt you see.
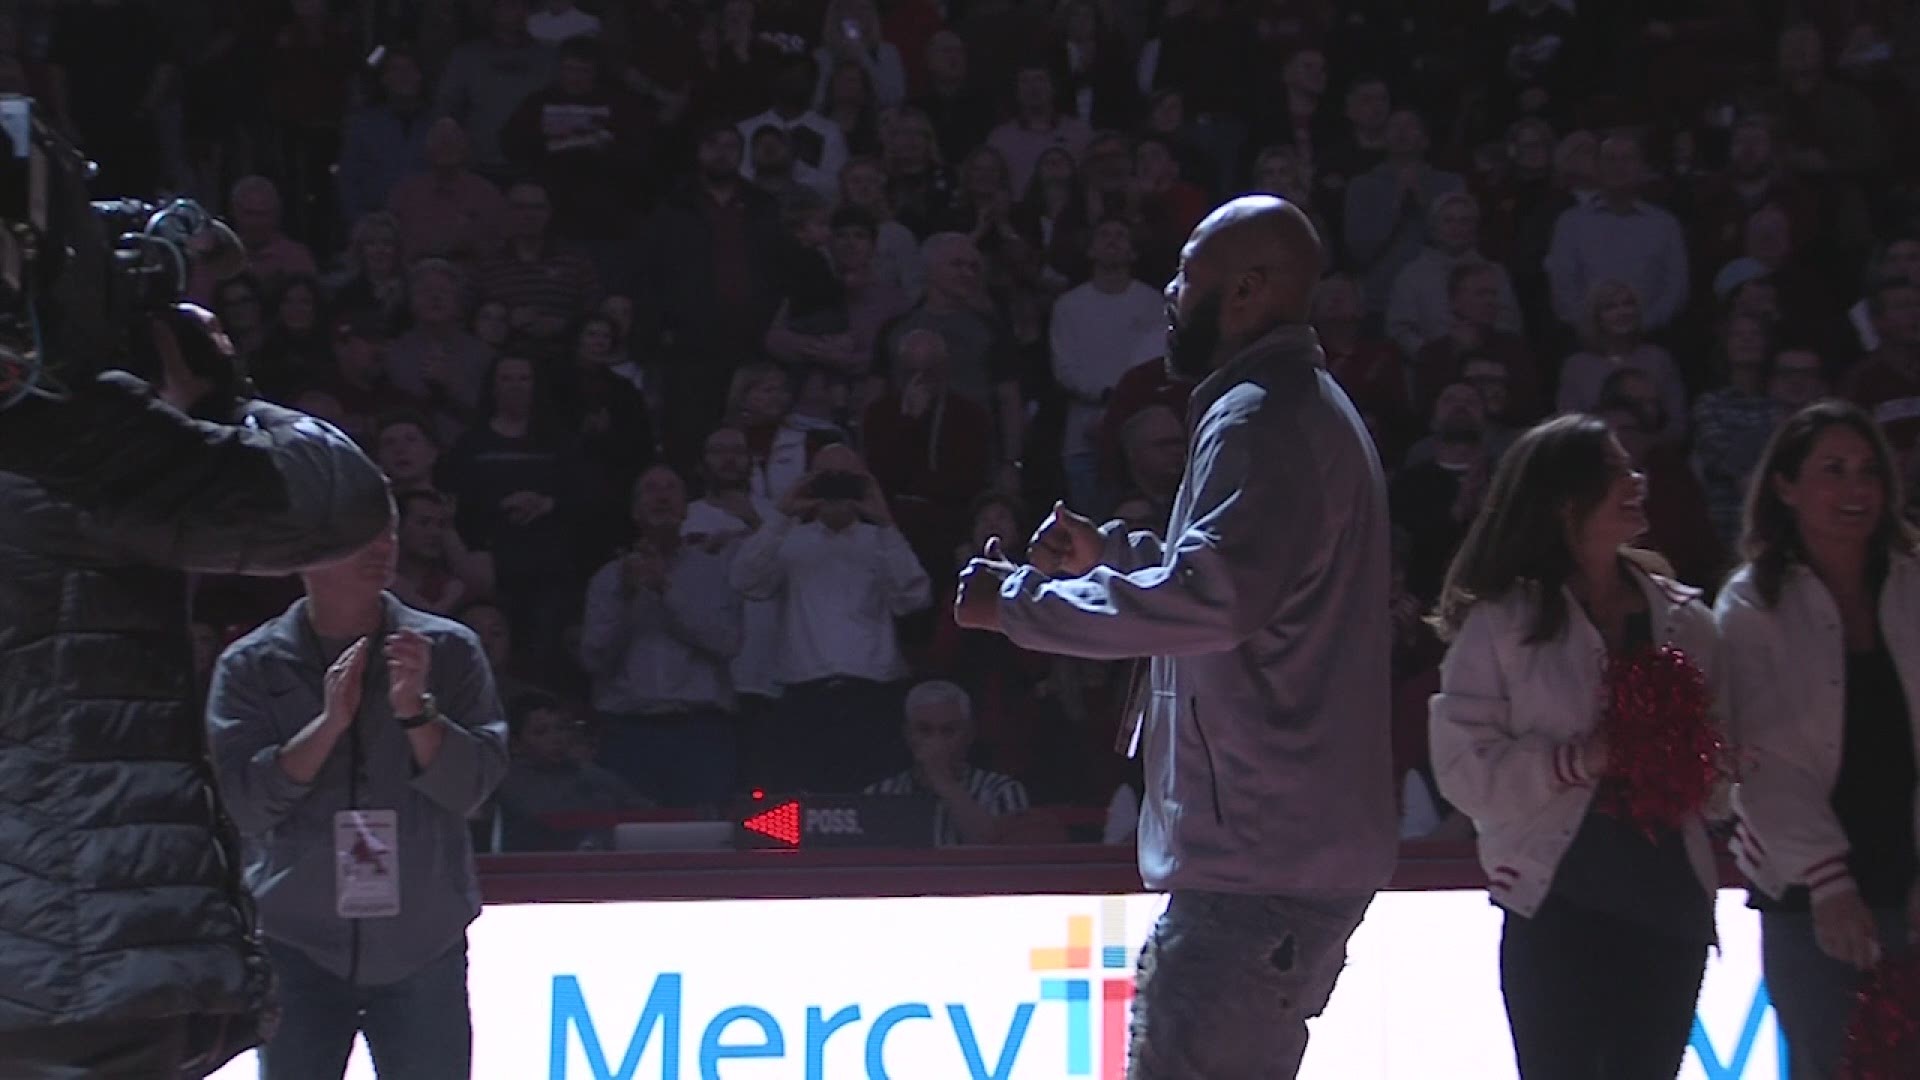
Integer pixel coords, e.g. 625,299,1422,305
1429,413,1724,1079
682,425,783,710
1384,192,1524,355
579,465,744,806
1544,133,1689,332
1051,218,1168,515
681,425,787,790
1714,401,1920,1079
730,443,931,792
1848,234,1920,353
526,0,600,43
737,54,849,203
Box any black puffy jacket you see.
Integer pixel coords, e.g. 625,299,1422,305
0,374,393,1051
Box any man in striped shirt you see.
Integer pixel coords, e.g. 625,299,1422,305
864,681,1028,846
475,180,602,360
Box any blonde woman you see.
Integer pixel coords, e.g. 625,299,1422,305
1556,279,1687,443
330,211,410,333
726,363,848,504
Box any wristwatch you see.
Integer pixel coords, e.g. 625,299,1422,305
396,693,440,730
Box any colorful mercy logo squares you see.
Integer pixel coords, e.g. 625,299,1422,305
1028,899,1134,1079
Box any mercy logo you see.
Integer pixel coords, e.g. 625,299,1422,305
549,902,1136,1080
1688,982,1787,1080
550,974,1034,1080
1029,897,1135,1080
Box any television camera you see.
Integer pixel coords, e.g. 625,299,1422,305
0,95,243,411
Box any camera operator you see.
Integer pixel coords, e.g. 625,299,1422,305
0,302,395,1077
729,443,932,792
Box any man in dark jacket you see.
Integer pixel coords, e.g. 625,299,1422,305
0,304,395,1077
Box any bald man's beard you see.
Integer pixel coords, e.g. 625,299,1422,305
1165,289,1225,381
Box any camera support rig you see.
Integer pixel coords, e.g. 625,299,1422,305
0,95,233,411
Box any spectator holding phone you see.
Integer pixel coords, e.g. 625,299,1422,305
730,443,931,791
813,0,906,110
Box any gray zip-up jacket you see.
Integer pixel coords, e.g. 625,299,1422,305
207,593,508,985
999,325,1397,897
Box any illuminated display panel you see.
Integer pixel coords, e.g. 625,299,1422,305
209,891,1782,1079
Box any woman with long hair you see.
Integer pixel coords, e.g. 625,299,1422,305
941,144,1020,250
725,362,839,504
1429,413,1722,1078
820,59,882,157
1013,145,1092,290
438,354,582,682
252,274,334,400
1715,401,1920,1079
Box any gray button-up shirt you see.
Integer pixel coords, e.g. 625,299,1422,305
579,539,743,715
207,593,508,985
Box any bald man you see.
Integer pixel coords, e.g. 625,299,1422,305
957,196,1395,1078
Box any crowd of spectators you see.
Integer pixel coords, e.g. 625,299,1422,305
20,0,1920,849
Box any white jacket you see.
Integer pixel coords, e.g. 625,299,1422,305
1714,555,1920,903
1429,564,1725,917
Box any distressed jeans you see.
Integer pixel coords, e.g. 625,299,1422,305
1127,890,1372,1079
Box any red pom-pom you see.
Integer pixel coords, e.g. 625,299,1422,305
1839,951,1920,1080
1595,645,1725,835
